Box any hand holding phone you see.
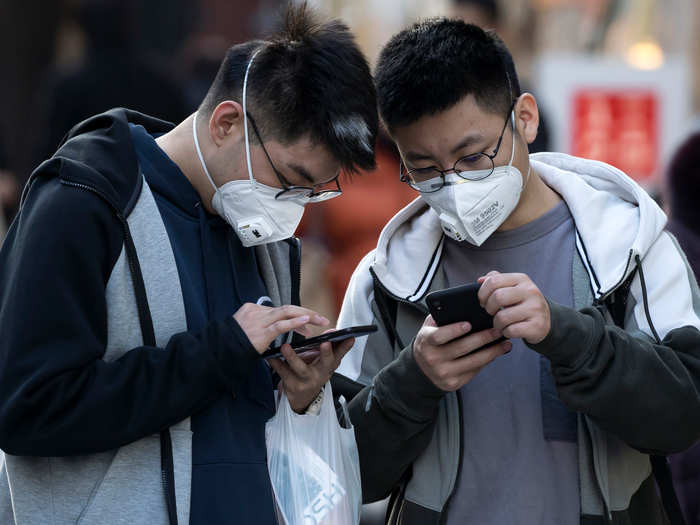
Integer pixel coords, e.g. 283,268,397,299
233,303,330,354
425,283,506,352
412,314,511,392
267,328,363,414
477,271,551,344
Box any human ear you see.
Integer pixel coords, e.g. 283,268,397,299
209,101,245,147
513,93,540,146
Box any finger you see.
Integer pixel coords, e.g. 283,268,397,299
493,303,529,333
445,327,503,359
268,305,330,327
484,286,525,316
428,321,472,346
502,320,546,342
477,270,501,284
478,272,525,308
298,350,321,365
280,343,312,378
332,337,355,362
265,315,310,340
423,314,438,328
293,324,314,337
318,341,335,370
268,358,292,382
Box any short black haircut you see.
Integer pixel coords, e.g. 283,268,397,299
200,2,378,173
375,18,520,131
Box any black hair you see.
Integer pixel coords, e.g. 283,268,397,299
375,18,520,131
200,2,378,173
452,0,501,26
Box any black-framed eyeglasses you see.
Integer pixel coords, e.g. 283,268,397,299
400,101,516,193
246,113,342,202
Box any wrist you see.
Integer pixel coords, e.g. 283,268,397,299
303,388,325,416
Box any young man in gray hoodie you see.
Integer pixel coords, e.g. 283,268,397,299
337,19,700,525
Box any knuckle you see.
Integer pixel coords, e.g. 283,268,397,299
494,310,508,328
492,316,504,332
493,288,506,304
436,367,450,381
446,378,460,391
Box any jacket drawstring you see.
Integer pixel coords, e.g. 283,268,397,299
635,254,661,344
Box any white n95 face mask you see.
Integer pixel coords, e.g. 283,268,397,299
192,50,307,247
417,113,529,246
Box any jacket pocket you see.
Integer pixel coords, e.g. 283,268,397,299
77,429,192,525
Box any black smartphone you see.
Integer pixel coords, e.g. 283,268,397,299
425,283,505,351
261,325,378,360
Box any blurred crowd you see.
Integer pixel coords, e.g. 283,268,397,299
1,0,699,523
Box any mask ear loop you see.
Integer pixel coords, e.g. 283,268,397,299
507,110,516,166
192,112,218,191
242,49,262,190
508,106,531,189
192,45,261,192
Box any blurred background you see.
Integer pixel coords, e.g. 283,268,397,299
1,0,699,521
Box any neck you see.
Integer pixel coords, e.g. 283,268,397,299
155,114,217,214
497,166,561,231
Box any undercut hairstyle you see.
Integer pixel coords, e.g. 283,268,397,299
200,2,378,173
375,18,520,131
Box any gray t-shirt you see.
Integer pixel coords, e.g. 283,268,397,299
443,201,580,525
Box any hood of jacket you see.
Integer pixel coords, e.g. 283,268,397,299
369,152,668,302
22,108,174,216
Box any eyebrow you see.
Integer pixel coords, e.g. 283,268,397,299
286,163,316,185
404,133,485,163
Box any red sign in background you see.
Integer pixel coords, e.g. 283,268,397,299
571,90,659,181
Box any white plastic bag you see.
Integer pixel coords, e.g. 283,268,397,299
265,382,361,525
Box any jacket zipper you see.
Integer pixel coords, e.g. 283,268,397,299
595,249,634,304
370,266,464,524
396,496,407,525
369,267,429,314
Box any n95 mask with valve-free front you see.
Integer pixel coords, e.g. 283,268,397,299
417,114,529,246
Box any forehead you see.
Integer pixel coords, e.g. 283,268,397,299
264,134,339,183
391,95,504,154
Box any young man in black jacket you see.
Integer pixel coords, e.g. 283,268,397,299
0,4,377,524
